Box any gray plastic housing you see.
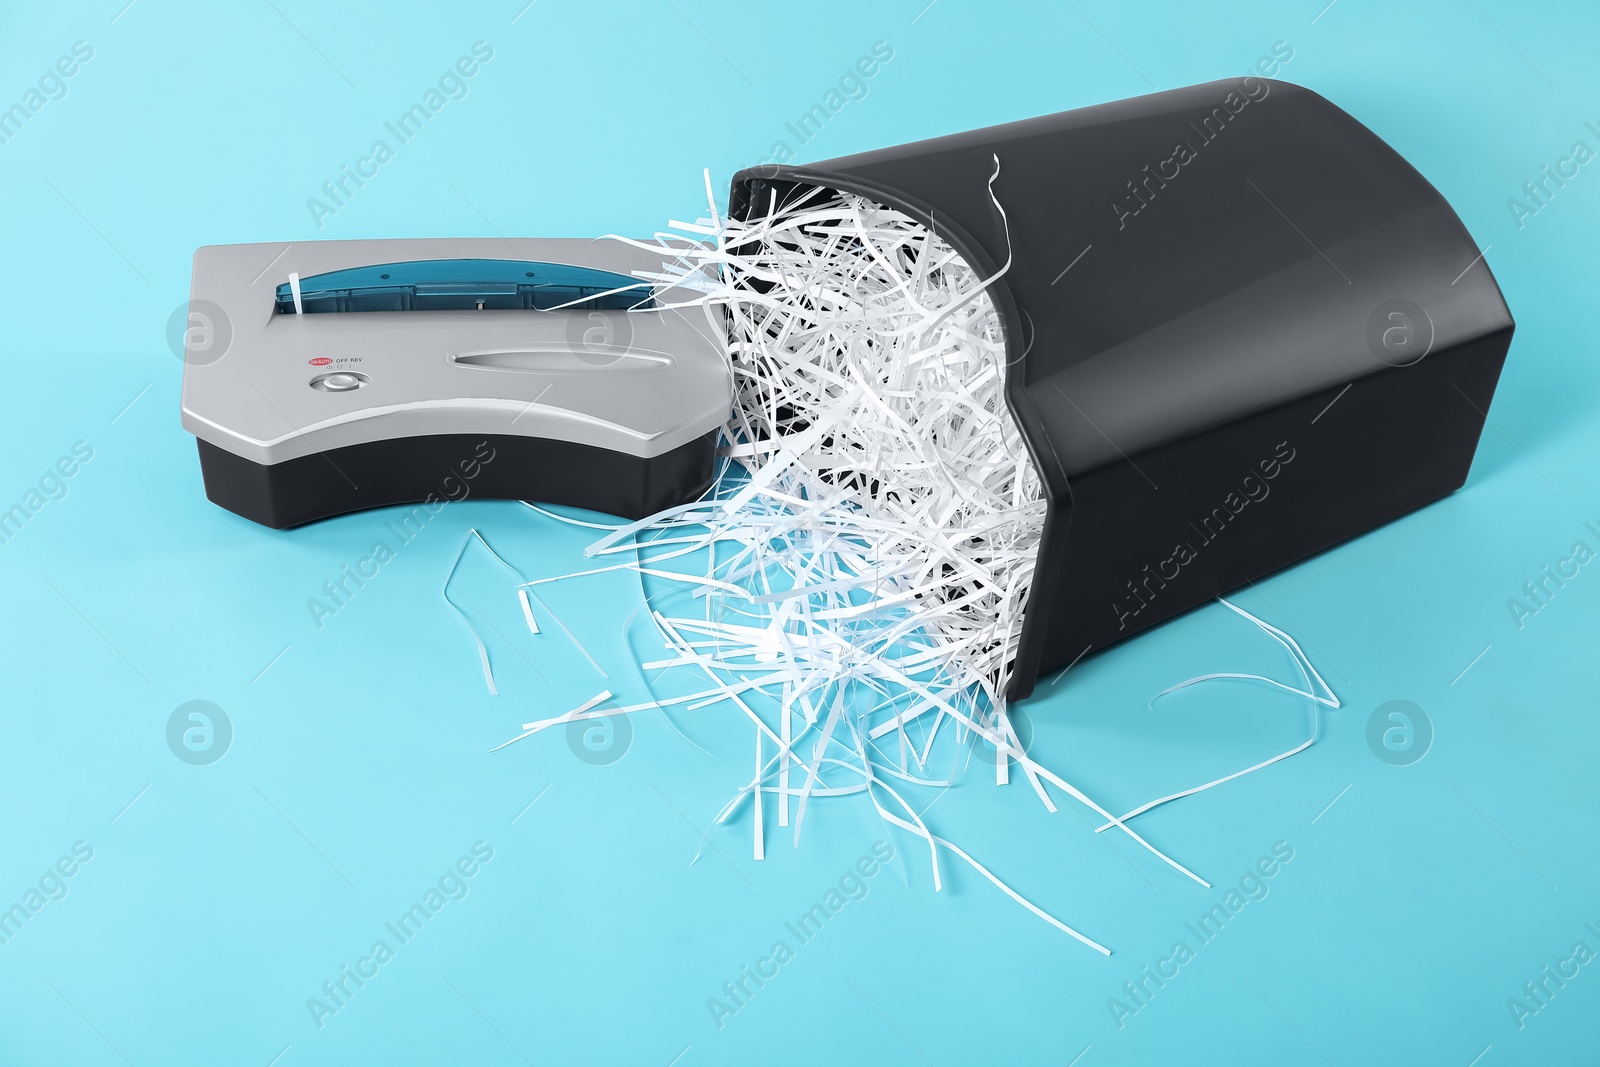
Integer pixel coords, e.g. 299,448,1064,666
180,238,730,467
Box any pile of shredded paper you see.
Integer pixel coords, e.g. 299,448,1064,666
470,169,1336,954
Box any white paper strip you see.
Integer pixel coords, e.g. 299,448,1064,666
517,588,540,635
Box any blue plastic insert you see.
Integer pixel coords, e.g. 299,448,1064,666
273,259,655,314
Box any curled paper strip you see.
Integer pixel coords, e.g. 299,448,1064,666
443,529,529,697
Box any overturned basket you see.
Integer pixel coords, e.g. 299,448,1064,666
731,78,1513,700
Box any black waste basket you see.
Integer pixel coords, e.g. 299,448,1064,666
729,78,1514,700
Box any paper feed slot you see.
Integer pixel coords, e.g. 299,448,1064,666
273,259,655,314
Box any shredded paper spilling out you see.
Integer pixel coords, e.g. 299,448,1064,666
457,170,1338,954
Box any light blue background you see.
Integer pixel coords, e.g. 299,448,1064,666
1,1,1597,1063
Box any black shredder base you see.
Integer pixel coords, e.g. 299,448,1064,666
729,78,1514,701
197,431,718,529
